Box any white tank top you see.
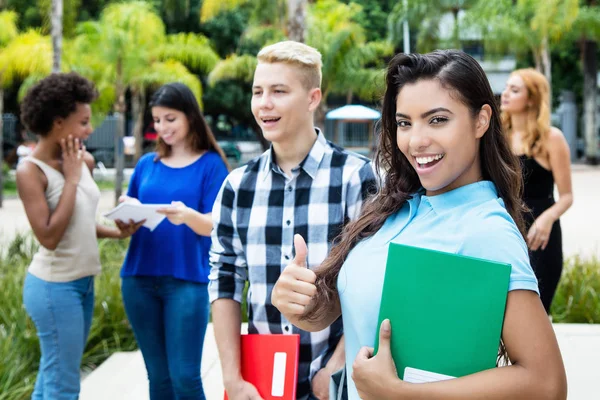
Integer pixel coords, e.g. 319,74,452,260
24,157,102,282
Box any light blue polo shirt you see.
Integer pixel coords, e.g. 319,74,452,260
337,181,539,400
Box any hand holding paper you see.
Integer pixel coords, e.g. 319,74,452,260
157,201,190,226
353,319,402,400
103,201,173,231
271,234,317,317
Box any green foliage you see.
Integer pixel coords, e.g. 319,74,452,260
0,11,19,46
342,0,394,42
238,26,287,56
0,234,135,399
37,0,83,38
464,0,579,58
203,80,254,127
208,54,258,86
551,255,600,323
200,6,251,58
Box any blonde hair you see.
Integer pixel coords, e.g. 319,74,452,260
501,68,551,158
257,41,322,90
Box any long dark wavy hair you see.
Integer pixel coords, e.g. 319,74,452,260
304,50,525,362
150,82,228,167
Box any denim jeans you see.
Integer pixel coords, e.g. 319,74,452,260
23,272,95,400
121,276,210,400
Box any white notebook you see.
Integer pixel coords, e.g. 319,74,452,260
103,203,172,231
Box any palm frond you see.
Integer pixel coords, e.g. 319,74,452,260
135,60,203,107
200,0,251,22
0,30,52,87
208,55,257,86
0,11,19,47
156,33,220,75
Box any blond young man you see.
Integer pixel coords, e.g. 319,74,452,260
209,41,376,400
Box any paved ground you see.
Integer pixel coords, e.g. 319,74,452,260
79,323,600,400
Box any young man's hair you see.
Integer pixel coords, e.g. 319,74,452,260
257,41,322,90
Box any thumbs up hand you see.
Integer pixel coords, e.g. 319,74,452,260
272,234,317,317
352,320,404,400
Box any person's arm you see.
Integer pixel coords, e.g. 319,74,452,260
157,155,229,236
16,137,82,250
208,178,263,400
353,291,566,400
352,216,566,400
85,151,143,239
527,128,573,251
157,203,213,235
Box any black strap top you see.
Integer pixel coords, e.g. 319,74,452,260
519,155,554,201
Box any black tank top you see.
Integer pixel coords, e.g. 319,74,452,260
520,155,555,204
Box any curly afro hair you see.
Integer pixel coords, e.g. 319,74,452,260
20,72,98,136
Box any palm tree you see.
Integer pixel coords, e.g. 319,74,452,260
74,1,217,202
208,0,392,130
464,0,579,99
0,20,53,207
388,0,479,52
201,0,307,42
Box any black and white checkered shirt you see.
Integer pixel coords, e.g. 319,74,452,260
208,131,376,399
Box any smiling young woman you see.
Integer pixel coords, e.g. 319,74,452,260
272,50,567,400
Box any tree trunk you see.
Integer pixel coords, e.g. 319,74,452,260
346,90,353,105
51,0,63,72
0,88,4,208
114,60,125,205
540,35,552,107
287,0,306,42
582,39,598,164
132,87,145,162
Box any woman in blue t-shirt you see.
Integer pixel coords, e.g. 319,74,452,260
272,51,567,399
120,82,228,400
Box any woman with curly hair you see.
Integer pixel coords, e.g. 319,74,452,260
501,68,573,313
272,51,566,399
17,72,142,399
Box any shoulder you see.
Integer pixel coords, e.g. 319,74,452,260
323,140,374,179
16,158,43,181
134,152,157,171
139,152,157,164
326,140,372,167
220,156,262,194
459,200,527,258
546,127,569,153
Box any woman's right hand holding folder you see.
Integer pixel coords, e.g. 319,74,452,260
272,234,318,318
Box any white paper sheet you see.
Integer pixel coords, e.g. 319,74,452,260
403,367,456,384
103,203,172,231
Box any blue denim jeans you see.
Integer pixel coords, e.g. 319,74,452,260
23,272,95,400
121,276,210,400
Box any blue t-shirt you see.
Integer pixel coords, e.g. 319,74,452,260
338,181,539,400
121,151,228,283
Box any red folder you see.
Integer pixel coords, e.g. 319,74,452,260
223,334,300,400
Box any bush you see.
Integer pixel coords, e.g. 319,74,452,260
0,234,135,400
551,255,600,323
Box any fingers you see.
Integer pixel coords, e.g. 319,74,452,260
355,346,374,361
377,319,392,357
293,234,307,267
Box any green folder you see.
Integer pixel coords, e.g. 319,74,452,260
374,243,511,381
